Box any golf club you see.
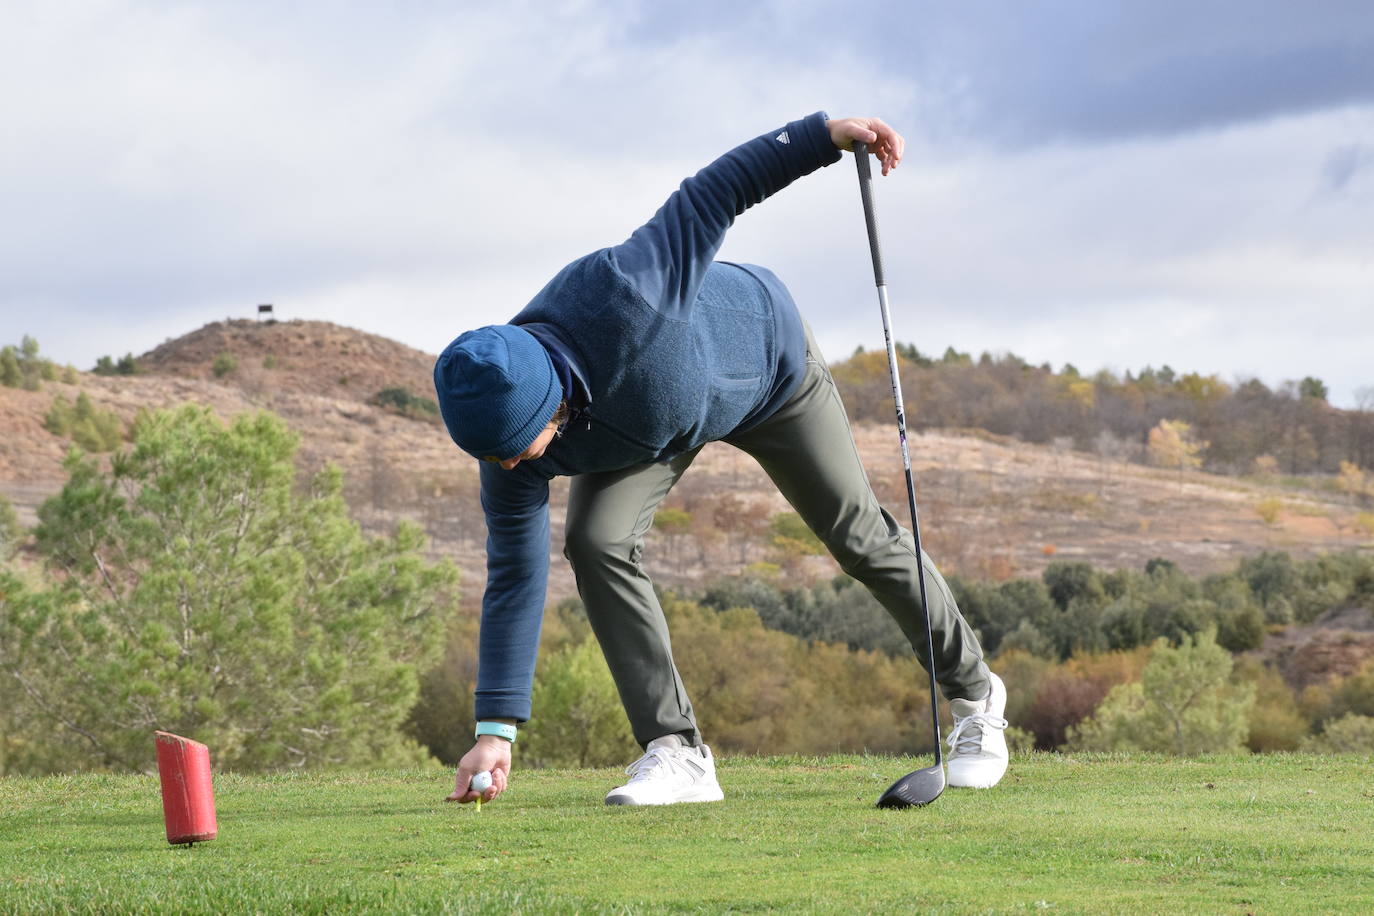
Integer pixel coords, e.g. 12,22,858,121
853,141,946,809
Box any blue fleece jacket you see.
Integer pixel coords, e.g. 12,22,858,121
473,112,842,722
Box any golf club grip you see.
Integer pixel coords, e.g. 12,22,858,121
853,142,886,288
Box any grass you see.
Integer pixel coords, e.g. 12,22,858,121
3,753,1373,914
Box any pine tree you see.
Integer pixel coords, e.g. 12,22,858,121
1,406,458,772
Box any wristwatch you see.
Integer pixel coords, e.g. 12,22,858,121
474,721,517,743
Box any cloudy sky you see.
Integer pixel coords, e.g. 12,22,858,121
4,1,1372,404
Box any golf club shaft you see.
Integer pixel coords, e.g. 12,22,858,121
854,142,943,767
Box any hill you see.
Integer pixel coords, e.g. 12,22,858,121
136,318,435,403
2,321,1371,612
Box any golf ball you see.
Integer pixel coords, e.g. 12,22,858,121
470,771,492,793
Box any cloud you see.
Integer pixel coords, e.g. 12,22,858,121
1,0,1371,408
869,1,1374,146
0,1,909,351
617,1,1374,147
1321,143,1372,191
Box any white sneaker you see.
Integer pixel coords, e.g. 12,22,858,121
604,736,725,806
946,672,1010,789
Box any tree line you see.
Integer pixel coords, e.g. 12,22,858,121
700,551,1374,661
831,344,1374,476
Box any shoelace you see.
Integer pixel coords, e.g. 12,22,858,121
624,747,703,782
947,712,1010,756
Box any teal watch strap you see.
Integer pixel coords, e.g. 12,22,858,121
475,721,517,743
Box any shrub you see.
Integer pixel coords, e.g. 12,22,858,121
42,396,72,436
1303,714,1374,754
1309,657,1374,726
1289,552,1374,623
42,392,123,452
1069,629,1254,755
1043,561,1104,611
1215,601,1265,653
2,337,58,390
950,576,1057,657
0,494,19,559
1255,497,1284,526
1234,658,1310,752
998,620,1055,659
993,649,1053,730
1205,576,1267,653
0,348,20,387
1239,551,1297,616
769,510,825,571
1025,672,1115,748
92,353,140,376
212,351,238,377
372,387,441,422
1020,648,1149,749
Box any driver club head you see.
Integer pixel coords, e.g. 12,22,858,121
876,764,945,809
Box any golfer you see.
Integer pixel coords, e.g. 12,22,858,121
436,113,1008,807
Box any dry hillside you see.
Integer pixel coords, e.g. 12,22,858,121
137,318,435,402
3,320,1371,614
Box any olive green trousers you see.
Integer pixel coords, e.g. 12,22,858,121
563,329,990,747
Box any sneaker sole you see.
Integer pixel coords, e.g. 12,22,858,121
947,760,1008,789
604,786,725,806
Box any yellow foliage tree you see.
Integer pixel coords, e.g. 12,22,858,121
1147,419,1207,489
1176,372,1230,402
653,506,693,565
1336,461,1369,505
1252,454,1279,480
829,349,902,422
1059,377,1095,409
769,510,825,578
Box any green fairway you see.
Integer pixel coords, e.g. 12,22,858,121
2,753,1371,914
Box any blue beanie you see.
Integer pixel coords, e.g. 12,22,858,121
433,325,562,461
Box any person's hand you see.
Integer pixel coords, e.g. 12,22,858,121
826,117,904,176
445,736,512,804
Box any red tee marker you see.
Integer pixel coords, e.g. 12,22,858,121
154,731,218,846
